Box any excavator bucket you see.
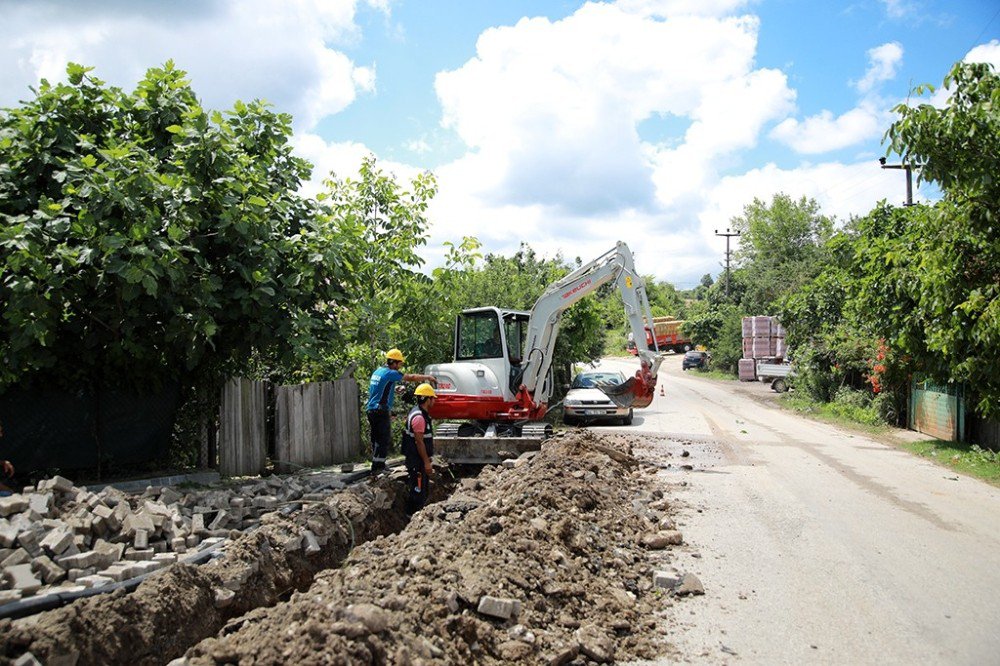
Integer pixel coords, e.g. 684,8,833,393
599,361,658,409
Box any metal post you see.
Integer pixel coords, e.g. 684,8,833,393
879,158,914,206
714,228,741,298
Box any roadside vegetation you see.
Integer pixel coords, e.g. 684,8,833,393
0,62,695,468
899,440,1000,487
2,60,996,469
680,62,1000,443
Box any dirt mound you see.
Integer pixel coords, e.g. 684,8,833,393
182,430,679,664
0,481,416,665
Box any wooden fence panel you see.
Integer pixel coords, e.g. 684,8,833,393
218,378,267,476
275,380,361,472
331,378,362,462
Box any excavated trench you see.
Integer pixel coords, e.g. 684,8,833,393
0,472,461,666
2,432,691,665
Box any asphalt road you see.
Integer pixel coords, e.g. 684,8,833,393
590,355,1000,665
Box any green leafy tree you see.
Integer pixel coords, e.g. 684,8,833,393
0,62,348,390
731,193,834,314
293,157,438,382
880,61,1000,416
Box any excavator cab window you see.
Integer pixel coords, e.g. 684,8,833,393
503,314,527,364
456,311,504,360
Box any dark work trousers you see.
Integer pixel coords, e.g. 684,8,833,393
404,450,431,515
367,409,391,472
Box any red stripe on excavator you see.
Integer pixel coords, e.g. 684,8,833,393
429,394,547,421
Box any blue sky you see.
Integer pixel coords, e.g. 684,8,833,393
1,0,998,286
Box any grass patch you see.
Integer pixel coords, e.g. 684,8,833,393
900,439,1000,486
779,393,890,435
688,368,736,381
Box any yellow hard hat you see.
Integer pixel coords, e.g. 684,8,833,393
386,348,405,362
414,383,437,398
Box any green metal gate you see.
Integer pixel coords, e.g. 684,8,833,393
909,379,966,442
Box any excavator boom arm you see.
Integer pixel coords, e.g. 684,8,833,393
520,242,664,407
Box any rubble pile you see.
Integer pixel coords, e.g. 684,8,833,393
0,473,350,607
180,430,689,665
0,479,415,665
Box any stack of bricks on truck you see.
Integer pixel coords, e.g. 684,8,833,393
738,316,793,391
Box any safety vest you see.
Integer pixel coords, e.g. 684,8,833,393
401,404,434,458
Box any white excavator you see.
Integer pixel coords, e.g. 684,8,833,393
425,242,665,461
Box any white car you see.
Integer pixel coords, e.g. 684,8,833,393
562,371,634,426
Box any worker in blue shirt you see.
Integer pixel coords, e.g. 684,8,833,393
366,348,436,473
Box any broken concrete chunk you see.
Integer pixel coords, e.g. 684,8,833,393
346,603,389,633
213,587,235,608
121,511,155,538
653,570,680,590
548,644,580,666
0,495,28,517
124,548,155,561
48,475,75,493
40,528,74,555
76,574,114,589
675,572,705,596
2,548,30,568
33,555,66,585
93,540,125,566
477,595,521,620
159,487,183,506
26,493,53,516
302,529,321,555
641,530,683,549
134,529,149,550
208,510,229,531
67,567,96,582
5,563,42,595
575,624,615,663
529,518,549,533
0,521,18,548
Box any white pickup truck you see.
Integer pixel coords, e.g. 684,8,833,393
756,361,794,393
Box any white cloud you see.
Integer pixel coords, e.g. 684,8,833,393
699,160,927,246
0,0,386,129
770,103,889,154
434,5,793,217
771,42,901,155
855,42,903,93
922,40,1000,108
880,0,915,19
291,133,424,199
965,40,1000,70
614,0,753,18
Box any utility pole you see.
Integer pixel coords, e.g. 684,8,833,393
714,227,741,298
879,157,914,206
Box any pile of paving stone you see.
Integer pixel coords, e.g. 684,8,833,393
0,473,347,607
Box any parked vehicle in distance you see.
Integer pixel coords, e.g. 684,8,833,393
682,350,709,371
626,316,694,355
563,371,634,426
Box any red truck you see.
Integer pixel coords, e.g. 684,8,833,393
627,316,693,354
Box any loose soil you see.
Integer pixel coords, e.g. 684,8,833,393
3,430,692,665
